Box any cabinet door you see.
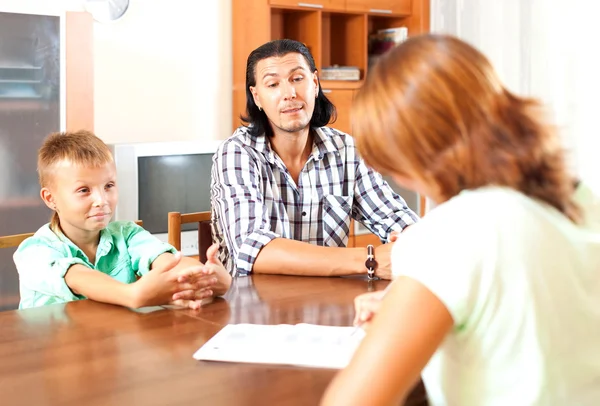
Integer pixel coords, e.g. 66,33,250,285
269,0,346,12
322,88,353,135
0,11,94,311
346,0,410,15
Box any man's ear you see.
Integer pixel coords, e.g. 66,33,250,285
40,187,56,210
250,86,261,110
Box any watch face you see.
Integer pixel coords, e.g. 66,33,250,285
365,258,377,270
84,0,129,23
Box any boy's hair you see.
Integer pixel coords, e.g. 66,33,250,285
38,130,113,230
352,34,579,222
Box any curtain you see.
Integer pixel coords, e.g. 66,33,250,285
431,0,600,191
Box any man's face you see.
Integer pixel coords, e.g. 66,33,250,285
250,52,319,135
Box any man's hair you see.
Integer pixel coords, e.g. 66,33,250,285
352,34,579,222
241,38,336,137
38,130,113,229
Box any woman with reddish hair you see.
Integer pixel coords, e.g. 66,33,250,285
322,34,600,406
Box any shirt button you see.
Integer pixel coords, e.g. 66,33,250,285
302,211,307,216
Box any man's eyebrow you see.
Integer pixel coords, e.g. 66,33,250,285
287,65,306,75
261,65,306,80
262,72,279,80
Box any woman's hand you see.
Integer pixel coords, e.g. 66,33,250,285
353,290,387,330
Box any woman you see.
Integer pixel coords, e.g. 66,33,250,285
321,34,600,406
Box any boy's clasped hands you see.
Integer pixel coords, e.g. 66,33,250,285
133,244,224,310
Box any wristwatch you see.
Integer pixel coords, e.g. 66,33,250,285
365,244,377,280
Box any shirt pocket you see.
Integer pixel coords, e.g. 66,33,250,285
322,195,352,247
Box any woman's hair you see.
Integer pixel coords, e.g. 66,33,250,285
241,39,336,138
38,130,113,230
352,34,579,221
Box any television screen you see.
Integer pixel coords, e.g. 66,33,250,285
138,153,213,234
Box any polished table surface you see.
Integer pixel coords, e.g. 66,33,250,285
0,275,427,406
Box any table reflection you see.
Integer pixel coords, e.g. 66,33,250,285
222,275,388,326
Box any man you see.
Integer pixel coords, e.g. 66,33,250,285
211,39,418,278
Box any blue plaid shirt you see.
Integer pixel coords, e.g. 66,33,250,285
211,126,418,276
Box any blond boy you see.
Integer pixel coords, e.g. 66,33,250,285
14,130,231,309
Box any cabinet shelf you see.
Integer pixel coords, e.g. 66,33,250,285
271,8,322,69
347,0,411,15
270,0,345,12
322,12,367,79
319,79,363,90
0,65,42,70
0,98,47,111
269,0,411,15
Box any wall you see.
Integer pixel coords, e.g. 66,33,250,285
94,0,232,144
0,0,83,14
0,0,232,144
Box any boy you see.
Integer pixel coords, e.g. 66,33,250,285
14,130,231,309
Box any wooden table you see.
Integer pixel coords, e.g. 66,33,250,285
0,275,428,406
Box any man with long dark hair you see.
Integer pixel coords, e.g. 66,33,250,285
211,39,418,278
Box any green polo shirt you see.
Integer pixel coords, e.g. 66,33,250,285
14,221,176,309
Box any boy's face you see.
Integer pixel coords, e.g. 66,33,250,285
41,160,118,236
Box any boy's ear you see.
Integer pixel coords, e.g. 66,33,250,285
40,187,56,210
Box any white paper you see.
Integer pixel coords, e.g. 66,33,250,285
193,323,366,369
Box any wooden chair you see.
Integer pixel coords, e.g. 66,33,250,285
0,220,144,249
167,211,212,263
0,233,34,249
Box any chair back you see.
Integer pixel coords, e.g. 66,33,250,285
167,211,212,263
0,233,34,249
0,220,144,249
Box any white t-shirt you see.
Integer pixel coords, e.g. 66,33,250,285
392,186,600,406
573,181,600,232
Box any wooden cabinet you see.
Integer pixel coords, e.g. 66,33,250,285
354,233,384,248
0,11,94,311
322,12,368,79
322,88,353,134
346,0,411,15
270,0,346,11
270,0,411,14
271,8,322,68
348,221,385,248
